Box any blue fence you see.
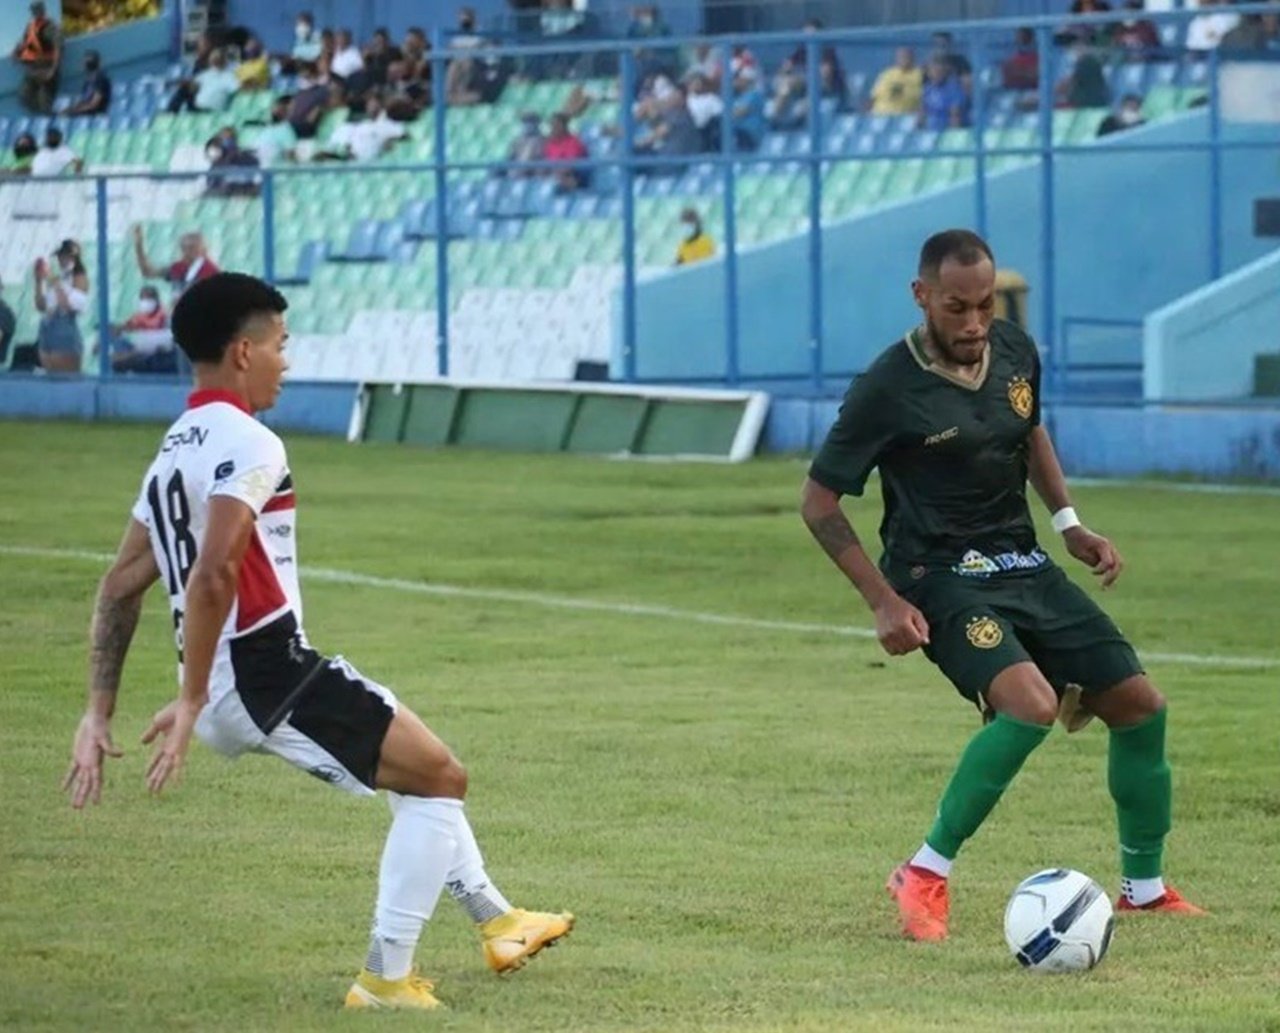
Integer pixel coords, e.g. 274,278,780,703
2,4,1278,402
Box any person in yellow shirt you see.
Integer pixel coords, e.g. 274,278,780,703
870,47,923,116
675,207,715,265
236,35,270,91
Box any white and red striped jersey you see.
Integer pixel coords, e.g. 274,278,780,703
131,388,303,704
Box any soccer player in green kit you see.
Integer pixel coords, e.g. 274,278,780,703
801,229,1205,941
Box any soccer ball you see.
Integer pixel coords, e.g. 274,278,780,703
1003,868,1114,973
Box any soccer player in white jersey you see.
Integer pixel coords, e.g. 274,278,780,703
63,273,573,1011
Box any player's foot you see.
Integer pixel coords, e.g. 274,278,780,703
343,968,442,1010
1116,886,1207,915
481,908,575,973
887,863,949,942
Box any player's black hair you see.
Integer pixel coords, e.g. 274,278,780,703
918,229,994,280
170,272,287,364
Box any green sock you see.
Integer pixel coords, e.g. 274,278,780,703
925,713,1052,859
1109,707,1171,879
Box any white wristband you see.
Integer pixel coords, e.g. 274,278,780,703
1051,507,1081,534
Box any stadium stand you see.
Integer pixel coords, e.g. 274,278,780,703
0,31,1209,381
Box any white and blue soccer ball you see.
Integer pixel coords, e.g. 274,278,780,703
1004,868,1115,973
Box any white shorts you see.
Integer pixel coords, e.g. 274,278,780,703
196,655,398,797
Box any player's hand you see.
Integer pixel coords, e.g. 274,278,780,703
63,713,124,809
141,699,201,795
873,593,931,656
1063,526,1123,589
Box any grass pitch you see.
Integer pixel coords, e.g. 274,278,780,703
1,420,1278,1032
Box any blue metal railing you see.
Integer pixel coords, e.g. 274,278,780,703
5,2,1278,398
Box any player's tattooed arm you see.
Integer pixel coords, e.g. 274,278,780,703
88,592,145,703
808,509,861,561
84,518,161,713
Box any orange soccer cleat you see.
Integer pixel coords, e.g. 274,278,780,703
1116,886,1207,915
886,863,950,942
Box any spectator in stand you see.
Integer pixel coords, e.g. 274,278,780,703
0,276,16,365
688,43,723,91
728,65,766,152
675,207,714,266
253,97,298,166
1058,1,1115,46
8,132,39,175
317,28,337,78
12,2,60,115
109,285,174,373
327,93,406,162
385,27,431,117
731,44,759,80
871,47,924,116
31,126,82,177
685,73,724,149
627,4,676,80
506,112,545,176
362,28,403,88
635,84,701,174
1001,28,1039,91
1112,1,1161,60
767,19,847,128
1056,46,1110,108
66,50,112,116
1186,0,1241,55
132,226,220,300
34,239,88,373
168,47,239,114
286,64,335,139
929,31,972,83
446,7,506,107
236,35,270,91
544,113,589,192
283,11,323,71
1222,12,1280,52
331,28,365,80
1097,92,1146,135
204,127,260,197
919,59,969,130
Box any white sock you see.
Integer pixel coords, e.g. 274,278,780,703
1121,876,1165,906
446,811,513,924
366,794,462,980
910,842,953,878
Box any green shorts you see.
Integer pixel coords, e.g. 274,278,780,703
898,563,1143,707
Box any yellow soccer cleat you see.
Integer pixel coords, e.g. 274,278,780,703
481,908,575,974
343,968,443,1010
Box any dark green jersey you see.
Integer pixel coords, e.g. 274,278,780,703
810,319,1046,586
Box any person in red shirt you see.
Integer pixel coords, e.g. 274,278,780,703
132,226,221,300
543,113,589,192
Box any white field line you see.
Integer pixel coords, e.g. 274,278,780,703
3,544,1276,671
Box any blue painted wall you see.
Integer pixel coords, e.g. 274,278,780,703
1144,247,1280,402
764,394,1280,479
619,112,1280,383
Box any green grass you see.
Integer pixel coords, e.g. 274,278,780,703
2,421,1278,1033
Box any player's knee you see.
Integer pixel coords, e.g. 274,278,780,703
1021,693,1059,727
422,753,466,800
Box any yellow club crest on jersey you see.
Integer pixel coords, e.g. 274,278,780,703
966,616,1003,649
1008,376,1034,419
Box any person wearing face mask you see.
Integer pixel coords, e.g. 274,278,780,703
1097,93,1147,136
67,49,112,116
9,132,39,176
204,128,261,197
34,239,89,373
110,286,175,373
12,2,61,114
505,112,546,178
674,207,715,266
